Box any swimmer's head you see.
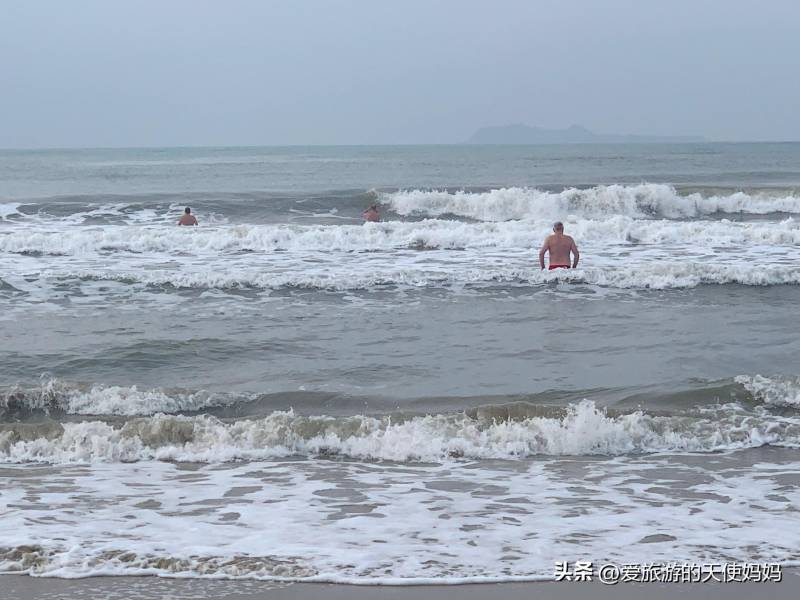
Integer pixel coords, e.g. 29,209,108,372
553,221,564,233
185,207,192,214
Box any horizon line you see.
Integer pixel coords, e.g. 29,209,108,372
3,140,800,152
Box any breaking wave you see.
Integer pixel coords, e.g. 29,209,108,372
381,184,800,221
2,401,797,464
44,262,800,290
3,216,800,256
0,202,22,220
2,376,799,463
736,374,800,407
0,379,235,418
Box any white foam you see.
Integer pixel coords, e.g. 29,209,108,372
0,202,21,220
0,201,229,228
2,191,800,310
736,375,800,407
2,400,798,465
40,260,800,291
3,216,800,257
6,380,228,416
1,452,799,581
383,185,800,221
574,263,800,289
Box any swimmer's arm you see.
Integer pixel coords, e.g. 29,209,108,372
538,239,549,270
571,239,580,268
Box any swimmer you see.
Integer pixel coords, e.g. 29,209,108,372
178,207,198,226
362,204,380,222
539,221,579,270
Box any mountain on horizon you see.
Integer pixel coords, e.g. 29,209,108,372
465,123,704,144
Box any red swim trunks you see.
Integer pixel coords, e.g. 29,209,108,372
548,264,570,270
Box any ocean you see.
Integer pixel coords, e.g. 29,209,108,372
1,143,800,583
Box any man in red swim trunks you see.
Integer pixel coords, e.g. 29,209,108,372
539,221,579,270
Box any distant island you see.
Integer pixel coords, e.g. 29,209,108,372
465,123,704,144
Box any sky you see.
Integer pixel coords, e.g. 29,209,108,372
1,0,798,147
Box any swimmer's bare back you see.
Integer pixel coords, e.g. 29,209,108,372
362,208,380,222
539,222,579,269
178,214,198,226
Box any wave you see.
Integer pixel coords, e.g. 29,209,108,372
0,189,373,226
1,199,232,227
0,202,22,220
2,376,800,463
3,216,800,257
736,375,800,407
0,379,235,419
5,185,800,230
381,184,800,221
41,262,800,290
2,401,797,464
0,378,764,420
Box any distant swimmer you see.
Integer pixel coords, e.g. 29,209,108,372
362,204,380,222
539,221,579,270
178,207,198,226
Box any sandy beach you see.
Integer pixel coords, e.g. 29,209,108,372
3,571,800,600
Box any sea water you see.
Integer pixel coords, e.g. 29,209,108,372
1,143,799,582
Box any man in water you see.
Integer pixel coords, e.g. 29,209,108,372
362,204,380,222
539,221,579,270
178,207,198,226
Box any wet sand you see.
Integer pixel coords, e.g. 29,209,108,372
2,572,799,600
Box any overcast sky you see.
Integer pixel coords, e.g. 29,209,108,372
1,0,798,147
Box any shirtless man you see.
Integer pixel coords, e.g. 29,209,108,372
178,207,198,226
362,205,380,222
539,221,579,270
